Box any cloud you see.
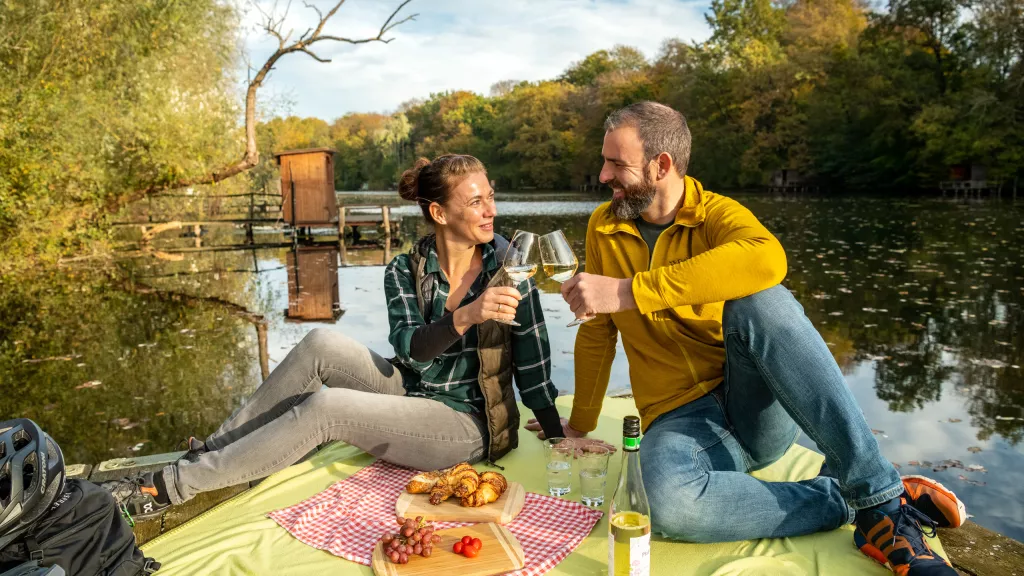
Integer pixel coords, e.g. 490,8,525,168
242,0,712,119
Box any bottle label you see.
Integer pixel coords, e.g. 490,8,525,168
607,530,651,576
623,436,640,450
631,532,650,576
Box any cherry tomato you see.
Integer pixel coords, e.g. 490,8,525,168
453,541,463,554
463,545,479,559
461,535,473,546
471,538,482,551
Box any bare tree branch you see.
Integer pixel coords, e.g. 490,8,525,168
103,0,417,215
300,47,330,63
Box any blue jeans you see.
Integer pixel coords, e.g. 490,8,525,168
640,285,904,542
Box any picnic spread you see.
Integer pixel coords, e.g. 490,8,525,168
140,396,947,575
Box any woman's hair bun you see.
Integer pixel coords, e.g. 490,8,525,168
398,157,432,202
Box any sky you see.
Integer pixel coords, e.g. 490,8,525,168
241,0,713,120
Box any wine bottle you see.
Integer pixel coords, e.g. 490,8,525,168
608,415,651,576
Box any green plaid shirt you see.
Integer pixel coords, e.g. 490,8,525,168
384,237,557,415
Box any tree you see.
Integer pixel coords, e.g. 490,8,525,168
0,0,417,270
559,46,649,86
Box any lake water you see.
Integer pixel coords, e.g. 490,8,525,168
1,191,1022,540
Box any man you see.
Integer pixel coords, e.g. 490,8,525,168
526,102,965,576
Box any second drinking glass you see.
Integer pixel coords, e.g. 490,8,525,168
539,230,593,327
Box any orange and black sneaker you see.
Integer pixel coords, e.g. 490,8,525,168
101,471,171,523
902,476,968,528
854,497,956,575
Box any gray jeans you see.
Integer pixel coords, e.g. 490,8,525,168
163,328,487,505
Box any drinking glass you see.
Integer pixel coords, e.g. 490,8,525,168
538,230,592,327
577,445,612,506
543,438,575,496
497,230,539,327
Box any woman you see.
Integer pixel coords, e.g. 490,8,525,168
105,154,589,520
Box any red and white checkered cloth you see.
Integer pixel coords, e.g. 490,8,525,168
268,461,604,575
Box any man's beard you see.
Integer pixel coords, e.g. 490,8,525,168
609,170,657,220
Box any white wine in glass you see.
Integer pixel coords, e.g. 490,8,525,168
539,230,592,327
497,230,540,326
505,263,539,284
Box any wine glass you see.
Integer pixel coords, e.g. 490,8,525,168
497,230,539,326
539,230,592,327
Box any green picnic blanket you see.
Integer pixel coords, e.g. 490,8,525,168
141,396,944,575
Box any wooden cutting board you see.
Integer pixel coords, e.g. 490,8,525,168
370,521,526,576
395,482,526,525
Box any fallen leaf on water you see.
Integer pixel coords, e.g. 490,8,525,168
964,464,987,473
908,460,921,466
948,418,962,423
958,475,986,487
967,446,983,453
75,380,102,389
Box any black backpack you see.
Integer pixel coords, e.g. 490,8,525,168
0,480,159,576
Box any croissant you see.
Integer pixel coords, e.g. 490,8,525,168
450,466,482,498
461,471,508,507
406,471,440,494
428,463,477,505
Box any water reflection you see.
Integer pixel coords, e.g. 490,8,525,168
1,192,1022,539
286,245,342,323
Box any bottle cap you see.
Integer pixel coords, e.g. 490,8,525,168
623,415,641,438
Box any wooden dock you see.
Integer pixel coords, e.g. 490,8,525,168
111,203,400,248
940,180,1009,200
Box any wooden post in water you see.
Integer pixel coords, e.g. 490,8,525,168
256,321,270,380
193,224,202,249
382,205,391,241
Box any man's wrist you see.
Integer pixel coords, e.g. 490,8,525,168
618,277,638,311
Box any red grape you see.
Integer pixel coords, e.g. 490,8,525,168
413,543,423,555
399,553,408,564
422,546,433,558
389,550,400,563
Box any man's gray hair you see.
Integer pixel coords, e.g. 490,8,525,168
604,101,691,177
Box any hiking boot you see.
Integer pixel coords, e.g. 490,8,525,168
177,436,208,464
902,475,967,529
102,472,170,524
854,497,956,575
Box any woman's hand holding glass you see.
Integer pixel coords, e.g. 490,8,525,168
495,231,540,327
453,286,521,333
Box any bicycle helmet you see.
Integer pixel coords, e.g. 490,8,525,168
0,419,66,549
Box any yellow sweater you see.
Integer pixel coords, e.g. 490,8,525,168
570,176,788,433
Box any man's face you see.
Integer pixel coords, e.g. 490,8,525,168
599,127,657,220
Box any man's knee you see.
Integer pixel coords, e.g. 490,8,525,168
644,469,721,543
723,285,805,337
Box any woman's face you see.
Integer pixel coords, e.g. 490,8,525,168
433,171,497,246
